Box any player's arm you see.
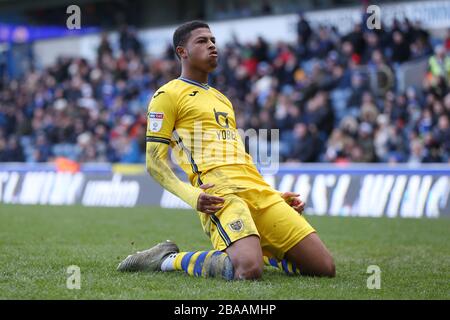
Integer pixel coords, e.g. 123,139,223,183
146,90,224,214
146,141,224,213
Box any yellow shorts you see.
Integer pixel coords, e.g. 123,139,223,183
197,166,316,260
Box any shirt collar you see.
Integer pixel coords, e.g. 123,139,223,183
178,77,210,90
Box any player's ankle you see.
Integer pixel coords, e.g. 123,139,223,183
160,253,178,271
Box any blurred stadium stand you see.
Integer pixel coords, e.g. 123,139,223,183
0,0,431,27
0,0,449,165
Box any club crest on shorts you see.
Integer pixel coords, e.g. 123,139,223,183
228,219,244,232
148,112,164,132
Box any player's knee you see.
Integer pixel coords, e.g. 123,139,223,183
238,264,263,280
234,259,263,280
321,257,336,278
306,255,335,278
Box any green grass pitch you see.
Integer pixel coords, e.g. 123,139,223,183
0,204,449,299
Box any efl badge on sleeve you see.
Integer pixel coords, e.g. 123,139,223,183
148,112,164,132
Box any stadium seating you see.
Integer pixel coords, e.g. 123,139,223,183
0,18,449,164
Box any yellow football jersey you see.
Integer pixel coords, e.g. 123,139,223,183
146,77,260,187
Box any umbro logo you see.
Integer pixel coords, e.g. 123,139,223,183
153,91,165,98
189,91,199,96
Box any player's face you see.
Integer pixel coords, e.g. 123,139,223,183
184,28,218,72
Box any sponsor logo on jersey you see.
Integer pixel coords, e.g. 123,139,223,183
214,108,229,128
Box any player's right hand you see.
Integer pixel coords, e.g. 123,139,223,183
197,183,225,215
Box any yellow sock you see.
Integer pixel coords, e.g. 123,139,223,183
170,250,232,278
263,256,300,275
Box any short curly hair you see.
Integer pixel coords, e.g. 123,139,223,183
173,21,210,59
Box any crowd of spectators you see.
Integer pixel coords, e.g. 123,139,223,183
0,13,449,164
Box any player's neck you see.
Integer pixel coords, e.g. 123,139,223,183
180,69,209,85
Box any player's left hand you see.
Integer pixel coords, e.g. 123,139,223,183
281,192,305,214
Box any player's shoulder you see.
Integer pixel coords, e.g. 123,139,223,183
209,86,233,106
209,86,224,96
151,80,177,99
151,79,193,102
